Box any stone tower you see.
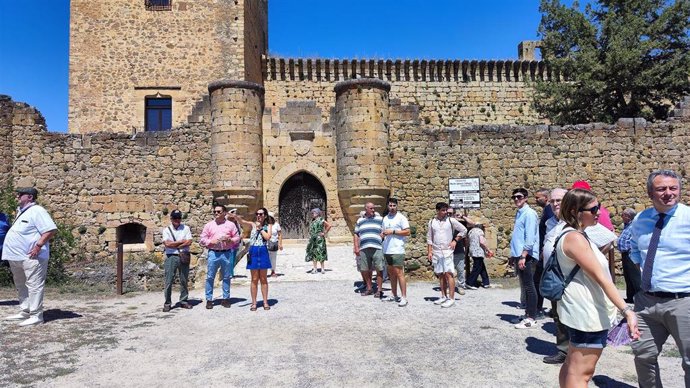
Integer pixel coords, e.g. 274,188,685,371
68,0,267,134
334,79,392,230
208,80,265,217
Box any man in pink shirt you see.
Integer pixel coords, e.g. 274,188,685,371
200,205,240,309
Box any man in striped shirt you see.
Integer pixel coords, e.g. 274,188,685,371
354,202,385,298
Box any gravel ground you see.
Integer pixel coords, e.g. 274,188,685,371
0,245,683,388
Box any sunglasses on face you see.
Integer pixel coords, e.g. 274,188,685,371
511,195,525,200
579,204,601,215
213,210,224,214
256,212,265,216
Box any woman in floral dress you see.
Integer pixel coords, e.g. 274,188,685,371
305,208,331,274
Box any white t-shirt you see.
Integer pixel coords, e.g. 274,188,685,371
270,222,281,242
2,204,57,261
162,224,192,255
382,212,410,254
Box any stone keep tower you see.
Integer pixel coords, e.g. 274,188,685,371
208,80,265,216
68,0,267,134
334,79,392,230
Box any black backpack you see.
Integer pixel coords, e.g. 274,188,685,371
540,229,581,301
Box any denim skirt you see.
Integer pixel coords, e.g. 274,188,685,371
247,245,272,270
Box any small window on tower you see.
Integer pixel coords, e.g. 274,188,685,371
145,97,172,131
145,0,172,11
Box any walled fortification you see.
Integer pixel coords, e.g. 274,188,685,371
262,57,549,134
68,0,267,134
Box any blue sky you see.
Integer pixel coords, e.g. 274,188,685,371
0,1,576,133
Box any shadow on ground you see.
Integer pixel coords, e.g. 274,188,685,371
592,375,636,388
44,309,83,323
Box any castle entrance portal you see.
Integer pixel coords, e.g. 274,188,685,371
279,172,327,239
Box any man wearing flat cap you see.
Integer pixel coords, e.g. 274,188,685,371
161,209,193,312
2,187,57,326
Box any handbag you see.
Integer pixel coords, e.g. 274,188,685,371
267,239,279,251
168,226,191,265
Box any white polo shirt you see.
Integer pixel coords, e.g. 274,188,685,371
1,204,57,261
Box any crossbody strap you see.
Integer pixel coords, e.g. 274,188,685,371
554,228,581,286
167,226,182,255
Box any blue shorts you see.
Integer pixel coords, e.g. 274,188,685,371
566,326,608,349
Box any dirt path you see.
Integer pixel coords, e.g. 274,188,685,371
0,245,683,387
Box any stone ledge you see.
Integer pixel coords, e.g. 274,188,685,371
208,79,265,94
334,78,391,96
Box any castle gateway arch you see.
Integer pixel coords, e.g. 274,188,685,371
278,172,327,239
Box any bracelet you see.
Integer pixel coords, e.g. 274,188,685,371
620,306,632,315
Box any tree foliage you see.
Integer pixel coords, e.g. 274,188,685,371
534,0,690,124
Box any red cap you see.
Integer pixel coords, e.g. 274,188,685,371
571,180,592,190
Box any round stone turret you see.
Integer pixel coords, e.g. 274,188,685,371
208,80,264,216
334,78,391,231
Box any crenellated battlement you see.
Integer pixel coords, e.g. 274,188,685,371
263,56,556,83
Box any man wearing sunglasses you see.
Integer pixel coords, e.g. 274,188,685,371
200,205,241,309
509,188,540,329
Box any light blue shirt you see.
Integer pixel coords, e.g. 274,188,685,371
630,203,690,293
510,205,539,259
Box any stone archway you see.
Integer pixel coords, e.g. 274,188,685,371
279,172,327,239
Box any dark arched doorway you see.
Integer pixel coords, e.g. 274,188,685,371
279,172,327,239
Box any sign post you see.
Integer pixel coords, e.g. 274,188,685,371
449,177,481,210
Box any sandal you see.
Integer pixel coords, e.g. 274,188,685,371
263,305,271,311
250,304,257,311
373,291,383,299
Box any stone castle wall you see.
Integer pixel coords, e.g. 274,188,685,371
2,96,215,264
263,57,548,130
3,91,690,280
68,0,267,134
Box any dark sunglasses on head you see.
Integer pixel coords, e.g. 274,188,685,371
579,204,601,214
511,195,525,200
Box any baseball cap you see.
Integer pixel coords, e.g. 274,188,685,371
15,187,38,197
571,180,592,190
170,209,183,219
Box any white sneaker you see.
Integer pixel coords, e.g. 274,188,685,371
511,315,527,324
398,297,408,307
457,288,466,295
5,312,30,321
466,285,478,290
441,299,456,308
18,316,44,327
433,297,448,305
383,296,398,302
514,318,537,329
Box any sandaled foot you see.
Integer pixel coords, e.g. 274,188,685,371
263,304,271,310
250,304,257,311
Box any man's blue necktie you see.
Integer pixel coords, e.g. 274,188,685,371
642,213,666,291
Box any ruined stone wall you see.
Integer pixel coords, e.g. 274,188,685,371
6,97,214,264
263,57,547,130
0,96,21,189
68,0,252,134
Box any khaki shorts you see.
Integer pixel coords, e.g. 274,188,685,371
358,248,384,272
384,254,405,267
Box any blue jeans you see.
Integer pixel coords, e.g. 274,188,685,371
205,249,234,301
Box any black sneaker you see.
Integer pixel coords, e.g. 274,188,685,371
162,304,171,312
543,352,567,364
206,301,213,309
